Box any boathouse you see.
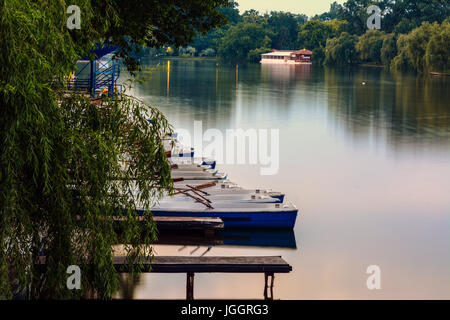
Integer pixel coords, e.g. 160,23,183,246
260,49,312,65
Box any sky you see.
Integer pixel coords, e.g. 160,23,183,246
235,0,345,17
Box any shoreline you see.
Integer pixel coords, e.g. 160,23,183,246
358,63,385,68
160,56,218,62
430,71,450,76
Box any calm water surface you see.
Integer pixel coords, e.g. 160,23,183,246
120,60,450,299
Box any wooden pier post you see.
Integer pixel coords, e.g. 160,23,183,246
264,272,275,300
186,272,195,300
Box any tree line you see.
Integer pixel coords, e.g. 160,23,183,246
141,0,449,73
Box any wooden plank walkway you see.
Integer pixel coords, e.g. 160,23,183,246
113,216,224,236
113,255,292,300
113,255,291,273
37,255,291,300
153,217,224,232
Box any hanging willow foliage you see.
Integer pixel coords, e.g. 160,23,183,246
0,0,176,299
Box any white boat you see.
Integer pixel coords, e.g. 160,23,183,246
170,157,216,169
170,170,227,180
164,193,280,203
163,139,194,157
171,163,214,171
173,180,285,202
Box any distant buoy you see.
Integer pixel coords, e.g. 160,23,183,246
362,82,366,85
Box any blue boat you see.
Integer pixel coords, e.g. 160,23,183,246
142,202,298,229
201,160,216,169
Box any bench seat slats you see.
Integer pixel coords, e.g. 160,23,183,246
113,256,292,273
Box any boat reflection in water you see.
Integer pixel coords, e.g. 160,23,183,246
155,228,297,250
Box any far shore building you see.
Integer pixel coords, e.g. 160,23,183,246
260,49,312,65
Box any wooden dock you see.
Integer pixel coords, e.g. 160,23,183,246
37,255,291,300
114,216,224,236
113,255,292,300
113,255,292,273
153,216,224,233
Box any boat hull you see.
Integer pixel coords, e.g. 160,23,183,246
146,208,298,229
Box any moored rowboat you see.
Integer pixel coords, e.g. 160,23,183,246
141,202,298,229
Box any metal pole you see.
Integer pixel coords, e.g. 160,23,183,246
90,60,96,98
111,58,115,97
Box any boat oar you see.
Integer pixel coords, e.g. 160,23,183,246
187,181,217,191
175,188,212,204
173,188,214,209
186,184,210,196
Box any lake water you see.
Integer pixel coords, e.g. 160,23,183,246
120,59,450,299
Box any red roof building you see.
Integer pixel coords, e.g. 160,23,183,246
261,49,312,65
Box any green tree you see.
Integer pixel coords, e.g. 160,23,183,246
218,22,273,62
242,9,267,24
426,21,450,72
267,11,300,49
312,47,326,65
391,20,450,73
339,0,379,35
0,0,227,299
405,22,439,72
200,48,217,57
191,28,226,53
324,32,359,65
297,19,347,50
294,13,309,25
385,0,449,33
356,30,386,63
337,0,449,34
390,33,414,71
393,18,418,34
247,47,270,63
380,33,398,67
219,0,242,25
180,46,197,56
191,1,241,53
247,35,272,62
96,0,229,72
314,1,344,21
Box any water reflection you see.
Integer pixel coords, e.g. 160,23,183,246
323,67,450,147
153,229,297,249
117,273,141,299
132,60,450,147
121,60,450,299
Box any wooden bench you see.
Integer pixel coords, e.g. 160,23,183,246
114,255,292,300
